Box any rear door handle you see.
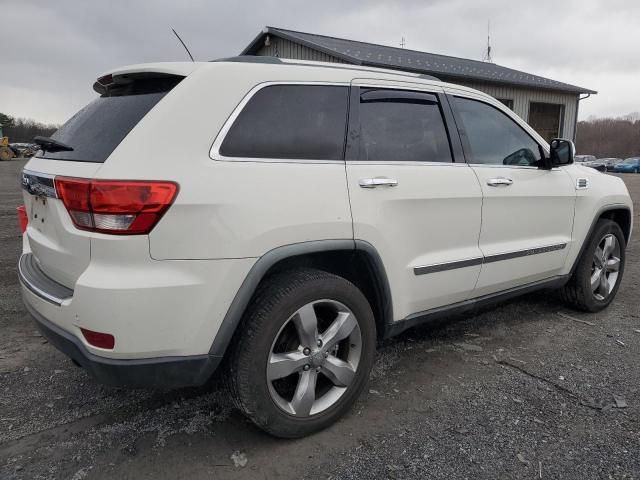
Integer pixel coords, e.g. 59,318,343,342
487,177,513,187
359,177,399,188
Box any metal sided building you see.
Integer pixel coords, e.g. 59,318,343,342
242,27,596,142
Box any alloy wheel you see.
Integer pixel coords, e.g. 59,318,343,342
267,299,362,417
591,233,621,301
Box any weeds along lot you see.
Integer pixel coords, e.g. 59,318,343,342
1,159,639,479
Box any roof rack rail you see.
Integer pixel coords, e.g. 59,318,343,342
419,73,440,81
211,55,283,64
212,55,442,83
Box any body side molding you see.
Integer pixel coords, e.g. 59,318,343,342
413,243,566,276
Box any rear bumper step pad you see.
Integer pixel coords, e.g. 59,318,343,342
18,253,73,306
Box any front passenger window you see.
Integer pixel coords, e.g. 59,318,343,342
454,97,542,166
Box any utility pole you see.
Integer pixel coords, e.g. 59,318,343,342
400,36,406,49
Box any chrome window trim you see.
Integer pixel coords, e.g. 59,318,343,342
346,160,469,167
209,81,350,165
413,242,567,276
467,163,562,171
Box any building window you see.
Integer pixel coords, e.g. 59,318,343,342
528,102,564,143
497,98,514,110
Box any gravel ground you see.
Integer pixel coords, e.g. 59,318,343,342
0,160,638,479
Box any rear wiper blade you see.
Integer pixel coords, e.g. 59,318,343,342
33,136,74,153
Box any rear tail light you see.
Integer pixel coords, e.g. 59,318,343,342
17,205,28,233
80,328,115,349
54,177,178,235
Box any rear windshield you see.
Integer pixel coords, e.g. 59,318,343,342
36,76,181,162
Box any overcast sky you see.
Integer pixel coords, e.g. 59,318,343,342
2,0,639,125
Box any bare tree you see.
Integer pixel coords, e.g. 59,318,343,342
576,116,640,158
0,112,59,143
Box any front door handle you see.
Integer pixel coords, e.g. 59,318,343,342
359,177,399,188
487,177,513,187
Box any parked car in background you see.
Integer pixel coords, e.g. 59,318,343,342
601,158,624,170
17,58,633,438
612,157,640,173
574,155,596,163
584,159,607,172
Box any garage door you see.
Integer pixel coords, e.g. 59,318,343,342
528,102,563,142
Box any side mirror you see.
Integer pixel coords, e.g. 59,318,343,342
549,138,575,167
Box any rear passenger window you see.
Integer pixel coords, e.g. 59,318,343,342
354,89,452,162
220,85,348,160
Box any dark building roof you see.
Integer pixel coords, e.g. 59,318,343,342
242,27,596,95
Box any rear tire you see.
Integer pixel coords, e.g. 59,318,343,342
227,268,376,438
561,219,625,312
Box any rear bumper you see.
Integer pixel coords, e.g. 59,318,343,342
25,301,221,388
18,249,254,388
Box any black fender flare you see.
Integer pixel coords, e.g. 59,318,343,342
208,239,393,358
569,203,632,276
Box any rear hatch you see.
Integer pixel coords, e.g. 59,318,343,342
22,70,186,290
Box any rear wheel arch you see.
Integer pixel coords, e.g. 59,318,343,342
209,240,393,359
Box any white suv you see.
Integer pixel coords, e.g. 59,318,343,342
18,58,632,437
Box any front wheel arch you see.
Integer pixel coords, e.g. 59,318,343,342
570,205,631,276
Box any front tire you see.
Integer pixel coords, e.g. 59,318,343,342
561,219,626,312
227,268,376,438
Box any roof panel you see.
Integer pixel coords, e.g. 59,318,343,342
245,27,595,94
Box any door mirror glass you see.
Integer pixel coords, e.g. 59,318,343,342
549,138,574,166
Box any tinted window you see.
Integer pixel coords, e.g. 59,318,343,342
355,89,452,162
36,77,181,163
454,97,541,166
220,85,348,160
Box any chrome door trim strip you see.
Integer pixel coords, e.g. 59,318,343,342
483,243,567,264
414,257,483,275
413,243,567,276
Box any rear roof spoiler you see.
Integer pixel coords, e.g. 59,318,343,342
93,62,201,94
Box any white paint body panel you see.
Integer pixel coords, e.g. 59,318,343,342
471,166,576,295
20,60,633,362
346,161,483,319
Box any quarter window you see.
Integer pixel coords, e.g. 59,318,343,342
220,85,348,160
354,89,453,162
454,97,542,167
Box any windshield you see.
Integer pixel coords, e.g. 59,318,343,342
623,158,639,164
